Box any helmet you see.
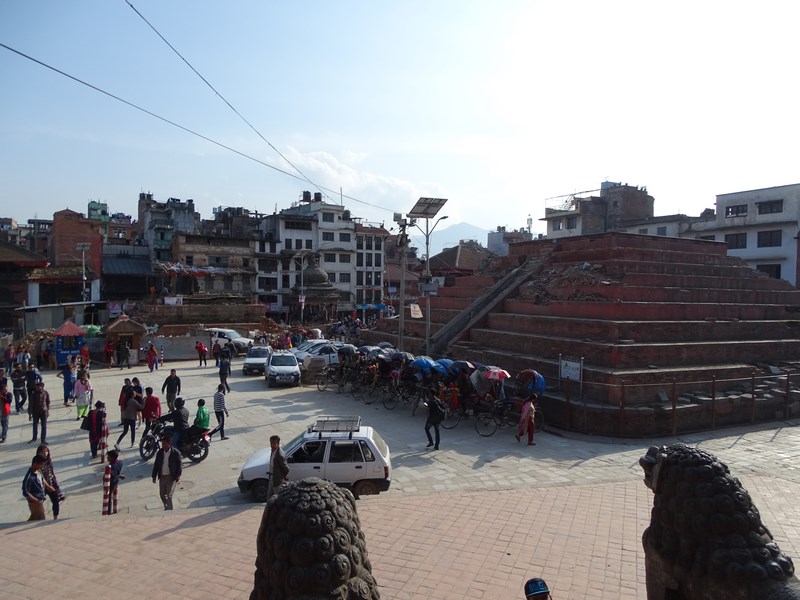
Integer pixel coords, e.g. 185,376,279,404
524,578,550,599
174,397,185,408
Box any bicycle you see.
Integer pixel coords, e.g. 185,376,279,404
474,399,519,437
438,385,462,430
315,365,341,392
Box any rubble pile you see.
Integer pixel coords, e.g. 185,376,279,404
519,262,619,304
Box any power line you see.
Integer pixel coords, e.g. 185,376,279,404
123,0,325,199
0,42,393,214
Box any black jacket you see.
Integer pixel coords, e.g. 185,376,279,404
152,447,182,481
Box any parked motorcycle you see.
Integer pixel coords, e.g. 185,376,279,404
139,419,210,463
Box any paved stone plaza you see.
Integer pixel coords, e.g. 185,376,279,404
2,359,800,599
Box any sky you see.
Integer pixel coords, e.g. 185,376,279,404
2,1,800,252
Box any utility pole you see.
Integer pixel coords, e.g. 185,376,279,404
397,220,409,352
75,242,91,302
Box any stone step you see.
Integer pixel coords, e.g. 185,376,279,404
468,327,800,368
503,298,797,321
541,282,800,304
486,313,800,343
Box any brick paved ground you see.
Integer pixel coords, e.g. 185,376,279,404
2,359,800,599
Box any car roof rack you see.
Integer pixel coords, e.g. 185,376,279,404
308,416,362,439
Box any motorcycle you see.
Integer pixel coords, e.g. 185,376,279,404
139,419,211,463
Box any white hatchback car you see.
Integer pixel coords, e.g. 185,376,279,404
238,416,392,502
265,350,301,387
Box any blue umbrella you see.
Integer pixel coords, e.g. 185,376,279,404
517,369,546,395
435,358,454,369
430,363,449,376
409,356,436,371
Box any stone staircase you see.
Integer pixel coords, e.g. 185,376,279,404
367,233,800,435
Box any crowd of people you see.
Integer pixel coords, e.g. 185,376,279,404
6,343,233,521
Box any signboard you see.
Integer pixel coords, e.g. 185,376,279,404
164,296,183,306
108,302,123,317
409,304,423,319
560,357,582,381
299,295,306,304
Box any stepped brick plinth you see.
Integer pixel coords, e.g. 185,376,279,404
369,233,800,435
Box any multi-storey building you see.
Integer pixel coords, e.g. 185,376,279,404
135,192,200,262
169,233,255,297
487,226,533,256
685,184,800,286
354,223,390,314
541,181,655,238
46,209,103,302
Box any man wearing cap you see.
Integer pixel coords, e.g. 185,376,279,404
523,577,551,599
152,436,182,510
28,381,50,445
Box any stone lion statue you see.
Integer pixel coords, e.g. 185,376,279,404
251,477,380,600
640,443,800,600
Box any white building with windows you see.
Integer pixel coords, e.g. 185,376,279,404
686,184,800,286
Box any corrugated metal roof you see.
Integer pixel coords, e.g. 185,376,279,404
103,256,155,276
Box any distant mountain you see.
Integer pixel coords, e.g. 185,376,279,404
408,222,492,258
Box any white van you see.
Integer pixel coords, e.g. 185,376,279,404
237,416,392,502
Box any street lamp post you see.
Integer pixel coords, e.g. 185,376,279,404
407,197,448,357
75,243,91,302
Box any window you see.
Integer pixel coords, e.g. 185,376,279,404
285,239,292,250
366,272,373,286
757,230,782,247
374,254,382,267
242,258,250,268
282,274,289,288
356,236,364,250
725,204,748,217
366,254,372,267
757,264,781,279
553,220,563,231
656,227,667,236
339,254,351,263
359,440,375,461
285,220,312,230
289,441,327,464
305,239,313,250
725,233,747,249
566,216,577,229
185,255,194,266
224,276,233,291
374,273,381,286
328,273,336,283
323,253,336,263
365,237,373,250
356,253,363,267
339,233,351,242
339,272,351,283
374,238,382,250
356,272,363,285
757,200,783,215
322,212,335,223
638,228,648,234
356,290,364,303
322,232,334,242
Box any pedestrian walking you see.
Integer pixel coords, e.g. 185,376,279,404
152,435,182,510
515,394,537,446
209,384,229,440
57,359,77,407
80,343,90,369
28,381,50,445
219,353,232,393
101,449,124,515
142,387,162,436
87,401,108,460
266,434,289,499
36,444,64,520
22,455,53,521
73,371,93,420
146,343,159,372
424,394,445,450
115,384,143,450
25,362,42,403
11,363,26,414
195,341,208,367
161,368,181,412
3,343,14,373
103,340,115,368
117,341,131,370
0,382,11,442
212,340,222,367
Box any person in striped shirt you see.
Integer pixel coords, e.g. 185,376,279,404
210,384,229,440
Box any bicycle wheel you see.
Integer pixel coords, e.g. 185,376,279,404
504,410,519,428
441,406,461,429
362,382,378,405
475,413,498,437
351,379,365,400
382,389,400,410
316,374,329,392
